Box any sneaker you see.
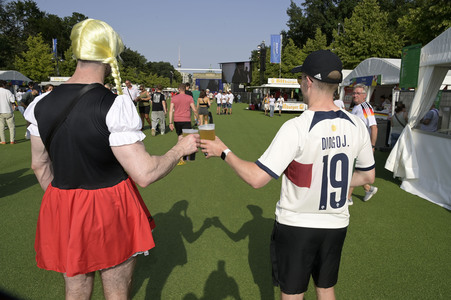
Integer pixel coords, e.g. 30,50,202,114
151,129,156,136
348,198,353,206
10,141,16,144
0,142,6,145
363,186,378,201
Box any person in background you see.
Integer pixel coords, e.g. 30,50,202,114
269,94,276,117
137,85,152,131
169,83,198,165
420,104,439,132
124,79,139,104
263,94,270,116
200,50,375,300
347,83,378,205
43,84,54,93
150,85,167,136
277,94,285,116
24,19,198,299
215,90,222,115
227,90,234,115
390,102,408,147
0,80,16,144
197,90,210,125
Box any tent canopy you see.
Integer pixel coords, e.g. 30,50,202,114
385,27,451,210
342,58,401,86
0,70,32,85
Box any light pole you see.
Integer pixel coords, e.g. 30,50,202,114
257,41,266,86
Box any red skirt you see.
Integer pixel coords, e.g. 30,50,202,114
35,177,155,277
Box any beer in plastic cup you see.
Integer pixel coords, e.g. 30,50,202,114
182,129,198,161
198,124,215,141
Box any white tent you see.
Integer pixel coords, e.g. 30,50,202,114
339,58,400,103
385,28,451,210
0,70,32,85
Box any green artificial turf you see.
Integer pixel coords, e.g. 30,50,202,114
1,105,450,299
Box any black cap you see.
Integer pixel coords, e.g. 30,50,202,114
291,50,343,84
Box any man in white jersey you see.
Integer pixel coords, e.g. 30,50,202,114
201,50,375,300
215,90,222,115
347,83,378,204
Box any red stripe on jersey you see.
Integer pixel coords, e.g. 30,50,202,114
284,160,312,188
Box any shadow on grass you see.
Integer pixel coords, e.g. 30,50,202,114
0,168,37,198
183,260,242,300
131,200,211,299
211,205,274,300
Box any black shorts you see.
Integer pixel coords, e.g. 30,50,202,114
174,122,192,136
270,222,347,295
138,105,150,114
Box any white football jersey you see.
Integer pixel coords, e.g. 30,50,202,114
257,109,374,229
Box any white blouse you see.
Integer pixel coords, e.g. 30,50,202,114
25,93,145,147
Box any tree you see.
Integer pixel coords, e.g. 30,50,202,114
0,0,45,68
283,0,359,48
331,0,403,68
58,46,77,77
14,33,54,81
302,28,329,56
398,0,451,46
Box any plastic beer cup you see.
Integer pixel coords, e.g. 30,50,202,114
182,129,198,161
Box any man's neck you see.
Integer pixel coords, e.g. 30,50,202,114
66,61,105,84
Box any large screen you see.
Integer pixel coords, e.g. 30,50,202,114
221,61,252,84
195,79,222,92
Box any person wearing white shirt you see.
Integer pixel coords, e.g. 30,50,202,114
201,50,375,300
221,92,228,115
269,95,276,117
0,80,16,144
124,79,139,104
227,91,234,115
277,95,284,116
215,91,222,115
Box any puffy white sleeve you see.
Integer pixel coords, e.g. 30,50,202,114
24,92,50,137
106,95,146,146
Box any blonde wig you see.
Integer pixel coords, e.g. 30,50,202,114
71,19,124,94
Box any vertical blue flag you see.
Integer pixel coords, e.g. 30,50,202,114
52,38,57,55
270,34,281,64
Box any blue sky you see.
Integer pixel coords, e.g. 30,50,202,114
31,0,293,70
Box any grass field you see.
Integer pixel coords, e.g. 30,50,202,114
1,103,450,299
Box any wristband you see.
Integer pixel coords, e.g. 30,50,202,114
221,149,231,160
372,145,376,148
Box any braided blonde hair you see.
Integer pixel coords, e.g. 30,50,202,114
71,19,124,94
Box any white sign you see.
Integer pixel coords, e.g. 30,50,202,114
268,78,298,85
282,102,307,111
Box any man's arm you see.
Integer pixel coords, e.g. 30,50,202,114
190,102,198,120
200,136,272,189
30,135,54,191
370,125,378,149
112,134,198,187
169,102,174,131
350,168,375,188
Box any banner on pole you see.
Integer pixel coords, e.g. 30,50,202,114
270,34,281,64
52,38,57,55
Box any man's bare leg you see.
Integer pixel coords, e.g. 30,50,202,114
100,257,136,300
281,291,304,300
63,272,95,300
316,286,336,300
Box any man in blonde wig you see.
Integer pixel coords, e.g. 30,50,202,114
24,19,199,299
